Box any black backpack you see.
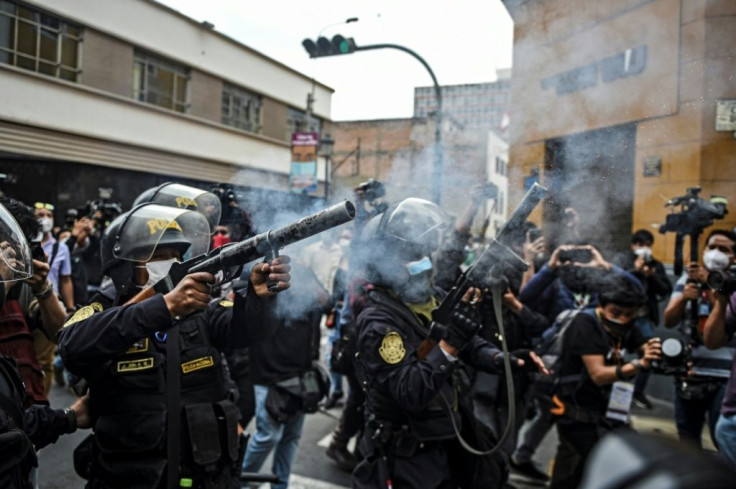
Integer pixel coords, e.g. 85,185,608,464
0,356,36,489
533,308,594,400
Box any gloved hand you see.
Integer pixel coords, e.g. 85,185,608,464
493,349,547,374
443,301,482,351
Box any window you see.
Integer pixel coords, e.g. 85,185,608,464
286,107,321,139
133,50,189,113
221,83,262,132
0,0,82,81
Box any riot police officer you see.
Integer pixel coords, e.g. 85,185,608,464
351,198,545,489
58,203,291,489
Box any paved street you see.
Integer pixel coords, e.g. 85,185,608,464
37,324,714,489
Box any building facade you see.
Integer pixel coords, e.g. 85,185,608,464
486,131,510,236
0,0,333,221
503,0,736,261
331,116,495,226
414,70,511,139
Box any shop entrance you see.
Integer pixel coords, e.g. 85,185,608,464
544,123,636,256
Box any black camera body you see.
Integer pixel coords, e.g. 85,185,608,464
356,179,386,202
558,248,592,264
659,187,728,237
707,268,736,296
651,337,691,377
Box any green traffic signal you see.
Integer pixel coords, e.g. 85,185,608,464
301,35,356,58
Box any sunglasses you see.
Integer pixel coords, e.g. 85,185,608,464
34,202,55,211
214,229,229,236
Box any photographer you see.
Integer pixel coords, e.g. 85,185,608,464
613,230,672,409
549,274,661,489
663,229,736,448
703,266,736,465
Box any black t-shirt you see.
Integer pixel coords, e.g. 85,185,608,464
248,264,327,385
560,310,647,414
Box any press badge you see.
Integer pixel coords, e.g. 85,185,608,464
606,381,634,423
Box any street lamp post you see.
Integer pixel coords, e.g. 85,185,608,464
302,37,443,204
319,134,335,200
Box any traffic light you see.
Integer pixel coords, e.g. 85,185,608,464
301,34,356,58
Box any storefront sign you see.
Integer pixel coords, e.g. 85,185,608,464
289,132,318,194
642,156,662,177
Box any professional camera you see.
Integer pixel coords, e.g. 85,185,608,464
76,187,123,231
356,179,386,202
210,183,237,205
659,187,728,276
650,337,690,376
707,268,736,296
659,187,728,236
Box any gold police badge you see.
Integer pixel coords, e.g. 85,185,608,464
379,332,406,364
63,302,103,328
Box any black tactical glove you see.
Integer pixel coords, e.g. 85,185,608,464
443,301,482,351
493,348,538,373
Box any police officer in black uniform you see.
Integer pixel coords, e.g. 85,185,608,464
351,198,545,489
58,203,291,489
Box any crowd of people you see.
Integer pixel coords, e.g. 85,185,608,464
1,179,736,489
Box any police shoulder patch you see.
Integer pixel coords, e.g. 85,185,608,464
379,331,406,365
218,299,234,308
63,302,103,328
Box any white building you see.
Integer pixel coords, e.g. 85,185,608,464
0,0,333,212
485,130,509,237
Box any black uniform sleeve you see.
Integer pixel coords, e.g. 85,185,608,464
23,405,74,449
206,281,275,351
359,320,456,414
460,335,503,373
58,294,172,379
517,305,552,339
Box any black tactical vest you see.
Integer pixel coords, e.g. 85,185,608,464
0,356,36,489
88,315,239,489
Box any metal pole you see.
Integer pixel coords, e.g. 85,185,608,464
354,43,443,204
325,155,330,200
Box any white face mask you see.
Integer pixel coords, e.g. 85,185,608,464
703,249,731,271
633,247,652,262
142,258,178,288
38,217,53,234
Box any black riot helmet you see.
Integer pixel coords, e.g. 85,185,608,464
133,182,222,233
362,198,447,258
101,203,210,302
360,198,447,302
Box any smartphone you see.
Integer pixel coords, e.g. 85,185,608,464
31,242,45,262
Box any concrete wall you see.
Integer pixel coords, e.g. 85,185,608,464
28,0,333,119
506,0,736,264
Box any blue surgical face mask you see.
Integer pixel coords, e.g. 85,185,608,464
405,256,433,276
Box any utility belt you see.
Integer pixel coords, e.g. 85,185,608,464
75,400,241,489
367,419,441,459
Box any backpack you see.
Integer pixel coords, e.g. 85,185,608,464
533,308,594,400
0,356,37,489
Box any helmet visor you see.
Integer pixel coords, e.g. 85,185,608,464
382,198,448,253
113,204,210,263
137,183,222,232
0,204,32,282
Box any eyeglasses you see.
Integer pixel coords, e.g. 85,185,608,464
34,202,55,211
214,230,229,236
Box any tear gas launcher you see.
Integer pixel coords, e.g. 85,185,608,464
127,201,356,304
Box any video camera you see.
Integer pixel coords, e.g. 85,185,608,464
659,187,728,236
210,183,237,206
659,187,728,276
70,187,123,231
